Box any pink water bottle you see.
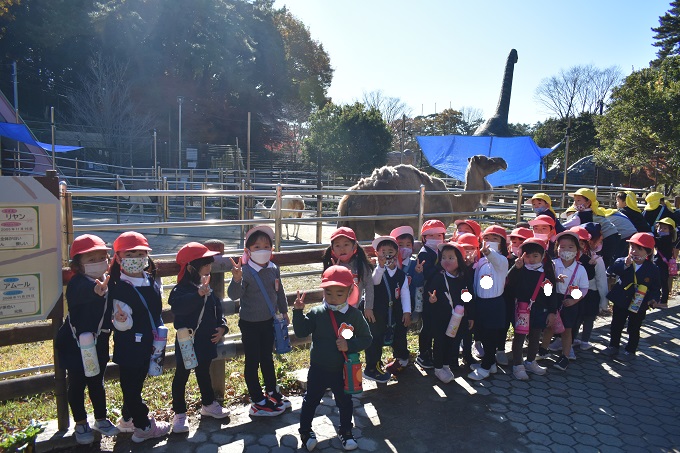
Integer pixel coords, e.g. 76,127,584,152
515,302,530,335
669,258,678,277
445,305,465,338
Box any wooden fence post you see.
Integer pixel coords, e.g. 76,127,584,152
205,239,226,400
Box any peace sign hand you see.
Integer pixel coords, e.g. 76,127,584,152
198,274,211,296
625,252,633,267
415,259,425,274
230,257,243,282
293,290,306,310
428,290,437,303
515,252,526,269
94,274,110,297
114,302,128,323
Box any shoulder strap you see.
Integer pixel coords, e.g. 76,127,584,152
69,295,108,345
530,272,545,302
563,262,580,301
243,265,277,317
328,310,349,361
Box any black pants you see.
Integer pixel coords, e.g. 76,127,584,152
601,234,621,268
609,304,645,353
365,310,387,370
239,318,277,401
392,312,409,361
419,310,433,359
479,328,504,370
119,363,151,429
574,314,596,343
300,364,353,432
172,358,214,414
67,366,108,422
511,328,542,365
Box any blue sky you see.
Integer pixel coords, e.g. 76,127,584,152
274,0,670,125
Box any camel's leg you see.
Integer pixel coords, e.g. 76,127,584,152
285,222,290,240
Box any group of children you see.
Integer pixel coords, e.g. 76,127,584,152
56,188,676,450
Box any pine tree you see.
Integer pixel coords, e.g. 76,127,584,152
652,1,680,66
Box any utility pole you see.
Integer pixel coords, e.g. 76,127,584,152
177,96,184,169
561,118,572,208
400,114,405,164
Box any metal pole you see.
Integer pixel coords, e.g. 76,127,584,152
274,184,282,252
51,107,56,171
153,129,157,178
418,185,426,231
561,118,572,208
246,112,251,188
516,184,523,224
177,96,183,169
240,179,246,247
316,146,322,244
201,182,206,220
400,114,405,164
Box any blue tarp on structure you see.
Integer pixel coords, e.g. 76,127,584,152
416,135,557,186
0,122,82,153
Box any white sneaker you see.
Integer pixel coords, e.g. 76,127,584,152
495,351,509,366
200,401,230,419
467,367,490,381
548,338,562,351
512,365,529,381
116,417,135,433
568,347,577,360
580,341,593,351
524,360,547,376
74,423,94,445
470,363,497,374
435,367,454,384
172,413,189,433
92,419,120,436
474,341,485,358
131,417,171,443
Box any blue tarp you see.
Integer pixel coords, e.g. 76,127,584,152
0,122,82,153
416,135,558,186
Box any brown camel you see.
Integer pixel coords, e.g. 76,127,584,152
337,155,507,240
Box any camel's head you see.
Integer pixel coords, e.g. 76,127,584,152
254,200,266,210
467,155,508,176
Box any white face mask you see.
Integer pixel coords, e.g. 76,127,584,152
534,233,550,241
525,262,543,271
575,204,588,212
249,249,272,265
324,300,348,312
120,256,148,274
425,238,444,249
485,242,500,252
84,260,108,279
510,245,521,257
399,247,413,261
559,250,577,261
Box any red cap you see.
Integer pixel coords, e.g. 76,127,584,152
520,237,548,250
570,226,591,242
508,227,533,241
176,242,220,281
627,232,655,250
456,232,479,249
482,225,508,241
331,227,357,242
320,265,355,288
454,219,482,237
390,225,414,239
113,231,152,253
420,219,447,236
70,234,110,259
529,215,556,228
437,241,467,257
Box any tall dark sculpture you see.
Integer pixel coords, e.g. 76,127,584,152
473,49,518,137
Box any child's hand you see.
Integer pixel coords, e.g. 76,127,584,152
293,290,306,310
336,337,348,352
481,243,490,256
198,274,211,297
515,253,525,269
428,290,437,303
625,252,633,267
364,308,375,323
211,326,226,344
415,259,425,274
402,312,411,327
377,254,386,267
330,256,339,266
94,274,110,296
114,303,128,323
230,257,243,282
282,312,290,325
557,274,567,283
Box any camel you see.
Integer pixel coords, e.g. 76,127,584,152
255,195,305,239
336,155,507,240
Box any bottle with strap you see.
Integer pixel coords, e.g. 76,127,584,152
329,310,363,394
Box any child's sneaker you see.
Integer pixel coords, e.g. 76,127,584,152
524,360,547,376
579,341,593,351
617,350,637,362
116,417,135,433
363,366,391,383
131,417,171,443
434,367,454,384
474,341,485,358
299,428,318,451
92,419,120,436
201,401,230,419
250,397,284,417
385,359,405,374
467,366,490,381
572,339,581,346
548,337,562,351
568,347,577,360
495,351,509,366
512,364,529,380
337,427,358,451
416,353,434,369
172,413,189,433
74,422,94,445
554,355,569,371
602,346,619,357
469,363,497,374
536,347,550,360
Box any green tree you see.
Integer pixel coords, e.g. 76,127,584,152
652,1,680,66
533,113,598,171
303,102,392,178
595,56,680,190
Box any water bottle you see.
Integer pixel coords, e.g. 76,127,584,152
273,313,292,354
78,332,100,377
669,259,678,277
176,327,197,370
414,287,424,313
628,284,648,313
343,353,363,394
445,305,465,338
148,326,168,376
515,302,531,335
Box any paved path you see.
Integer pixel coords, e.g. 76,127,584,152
38,299,680,452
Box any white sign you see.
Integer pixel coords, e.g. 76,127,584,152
0,273,41,319
0,206,39,250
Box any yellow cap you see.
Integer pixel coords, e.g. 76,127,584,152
568,188,596,203
624,191,641,213
530,193,552,205
645,192,664,211
658,217,676,229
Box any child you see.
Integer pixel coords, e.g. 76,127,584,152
55,235,119,444
385,226,424,373
322,227,374,313
538,231,589,371
170,242,229,433
508,228,533,260
653,218,676,309
293,266,372,451
615,191,651,233
454,219,482,240
529,193,565,233
425,242,474,382
365,236,411,382
506,237,557,380
603,233,661,361
110,231,171,442
529,215,557,258
228,225,290,416
468,225,509,381
415,220,447,369
452,232,479,365
643,192,675,229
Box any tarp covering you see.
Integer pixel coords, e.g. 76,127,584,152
416,135,557,186
0,122,82,153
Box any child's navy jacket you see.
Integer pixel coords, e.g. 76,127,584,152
606,258,661,311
